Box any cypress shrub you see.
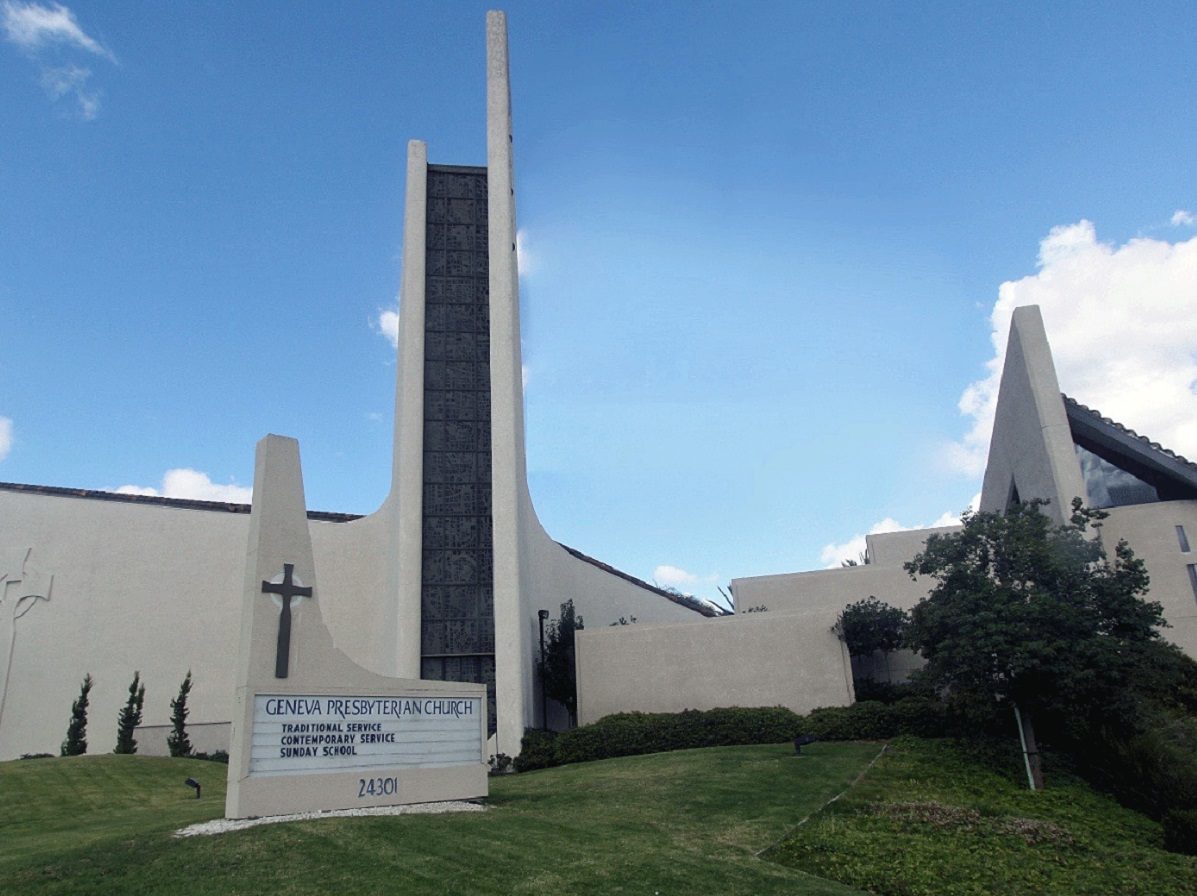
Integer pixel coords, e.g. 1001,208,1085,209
61,674,93,757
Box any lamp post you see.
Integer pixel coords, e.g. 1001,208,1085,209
538,609,550,730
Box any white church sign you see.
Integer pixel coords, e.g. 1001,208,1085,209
249,693,484,776
225,435,487,819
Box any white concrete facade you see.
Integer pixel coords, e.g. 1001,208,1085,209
4,13,1196,764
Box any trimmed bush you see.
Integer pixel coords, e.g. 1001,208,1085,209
804,701,897,740
513,728,559,772
515,707,804,771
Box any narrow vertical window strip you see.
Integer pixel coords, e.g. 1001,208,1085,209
1188,564,1197,603
1178,525,1192,553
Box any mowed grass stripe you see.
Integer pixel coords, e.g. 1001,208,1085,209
1,743,876,895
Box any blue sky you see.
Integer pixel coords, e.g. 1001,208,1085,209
3,1,1196,606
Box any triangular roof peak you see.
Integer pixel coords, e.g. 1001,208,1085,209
979,305,1088,524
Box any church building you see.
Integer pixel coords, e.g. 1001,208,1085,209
2,13,1195,761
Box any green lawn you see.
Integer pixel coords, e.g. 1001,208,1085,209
6,740,1190,895
767,737,1197,896
1,744,878,895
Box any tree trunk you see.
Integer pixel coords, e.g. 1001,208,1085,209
1013,702,1044,790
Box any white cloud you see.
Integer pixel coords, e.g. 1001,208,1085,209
39,63,97,117
948,220,1197,476
818,495,977,570
820,517,907,569
376,307,399,350
652,564,719,591
0,416,12,461
3,2,114,118
516,228,536,278
115,468,252,503
2,1,112,58
654,564,698,587
1171,209,1195,228
113,483,158,496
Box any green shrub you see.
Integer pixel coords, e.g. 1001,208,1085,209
168,670,193,758
114,671,145,755
804,701,897,740
851,677,903,703
516,707,805,770
1075,712,1197,821
890,696,951,738
513,728,559,772
191,749,229,764
1163,808,1197,856
61,674,93,757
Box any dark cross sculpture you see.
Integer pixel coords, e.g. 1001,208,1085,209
260,563,312,678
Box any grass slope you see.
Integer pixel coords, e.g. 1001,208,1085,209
766,737,1197,896
1,744,878,896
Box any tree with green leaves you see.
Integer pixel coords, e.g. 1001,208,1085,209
540,599,584,727
61,673,93,756
167,670,193,757
114,671,146,754
835,596,908,658
904,498,1162,788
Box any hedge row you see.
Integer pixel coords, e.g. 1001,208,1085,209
516,706,803,771
514,699,949,772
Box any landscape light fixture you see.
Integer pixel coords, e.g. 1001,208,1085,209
793,734,817,756
185,777,201,799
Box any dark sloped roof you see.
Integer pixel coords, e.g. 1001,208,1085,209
1063,395,1197,501
0,481,363,522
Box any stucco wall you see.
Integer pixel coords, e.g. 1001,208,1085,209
0,489,248,759
0,487,397,760
731,528,946,619
575,612,854,725
732,502,1197,677
1102,500,1197,658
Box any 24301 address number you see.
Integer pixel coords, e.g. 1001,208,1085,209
358,776,399,798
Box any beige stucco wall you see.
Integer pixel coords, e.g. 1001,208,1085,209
0,487,402,760
575,612,854,725
731,528,949,618
0,489,245,759
1102,500,1197,658
732,502,1197,678
134,721,229,757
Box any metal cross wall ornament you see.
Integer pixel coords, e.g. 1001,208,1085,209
260,563,312,678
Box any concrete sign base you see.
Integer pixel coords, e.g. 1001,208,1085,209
225,435,487,819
